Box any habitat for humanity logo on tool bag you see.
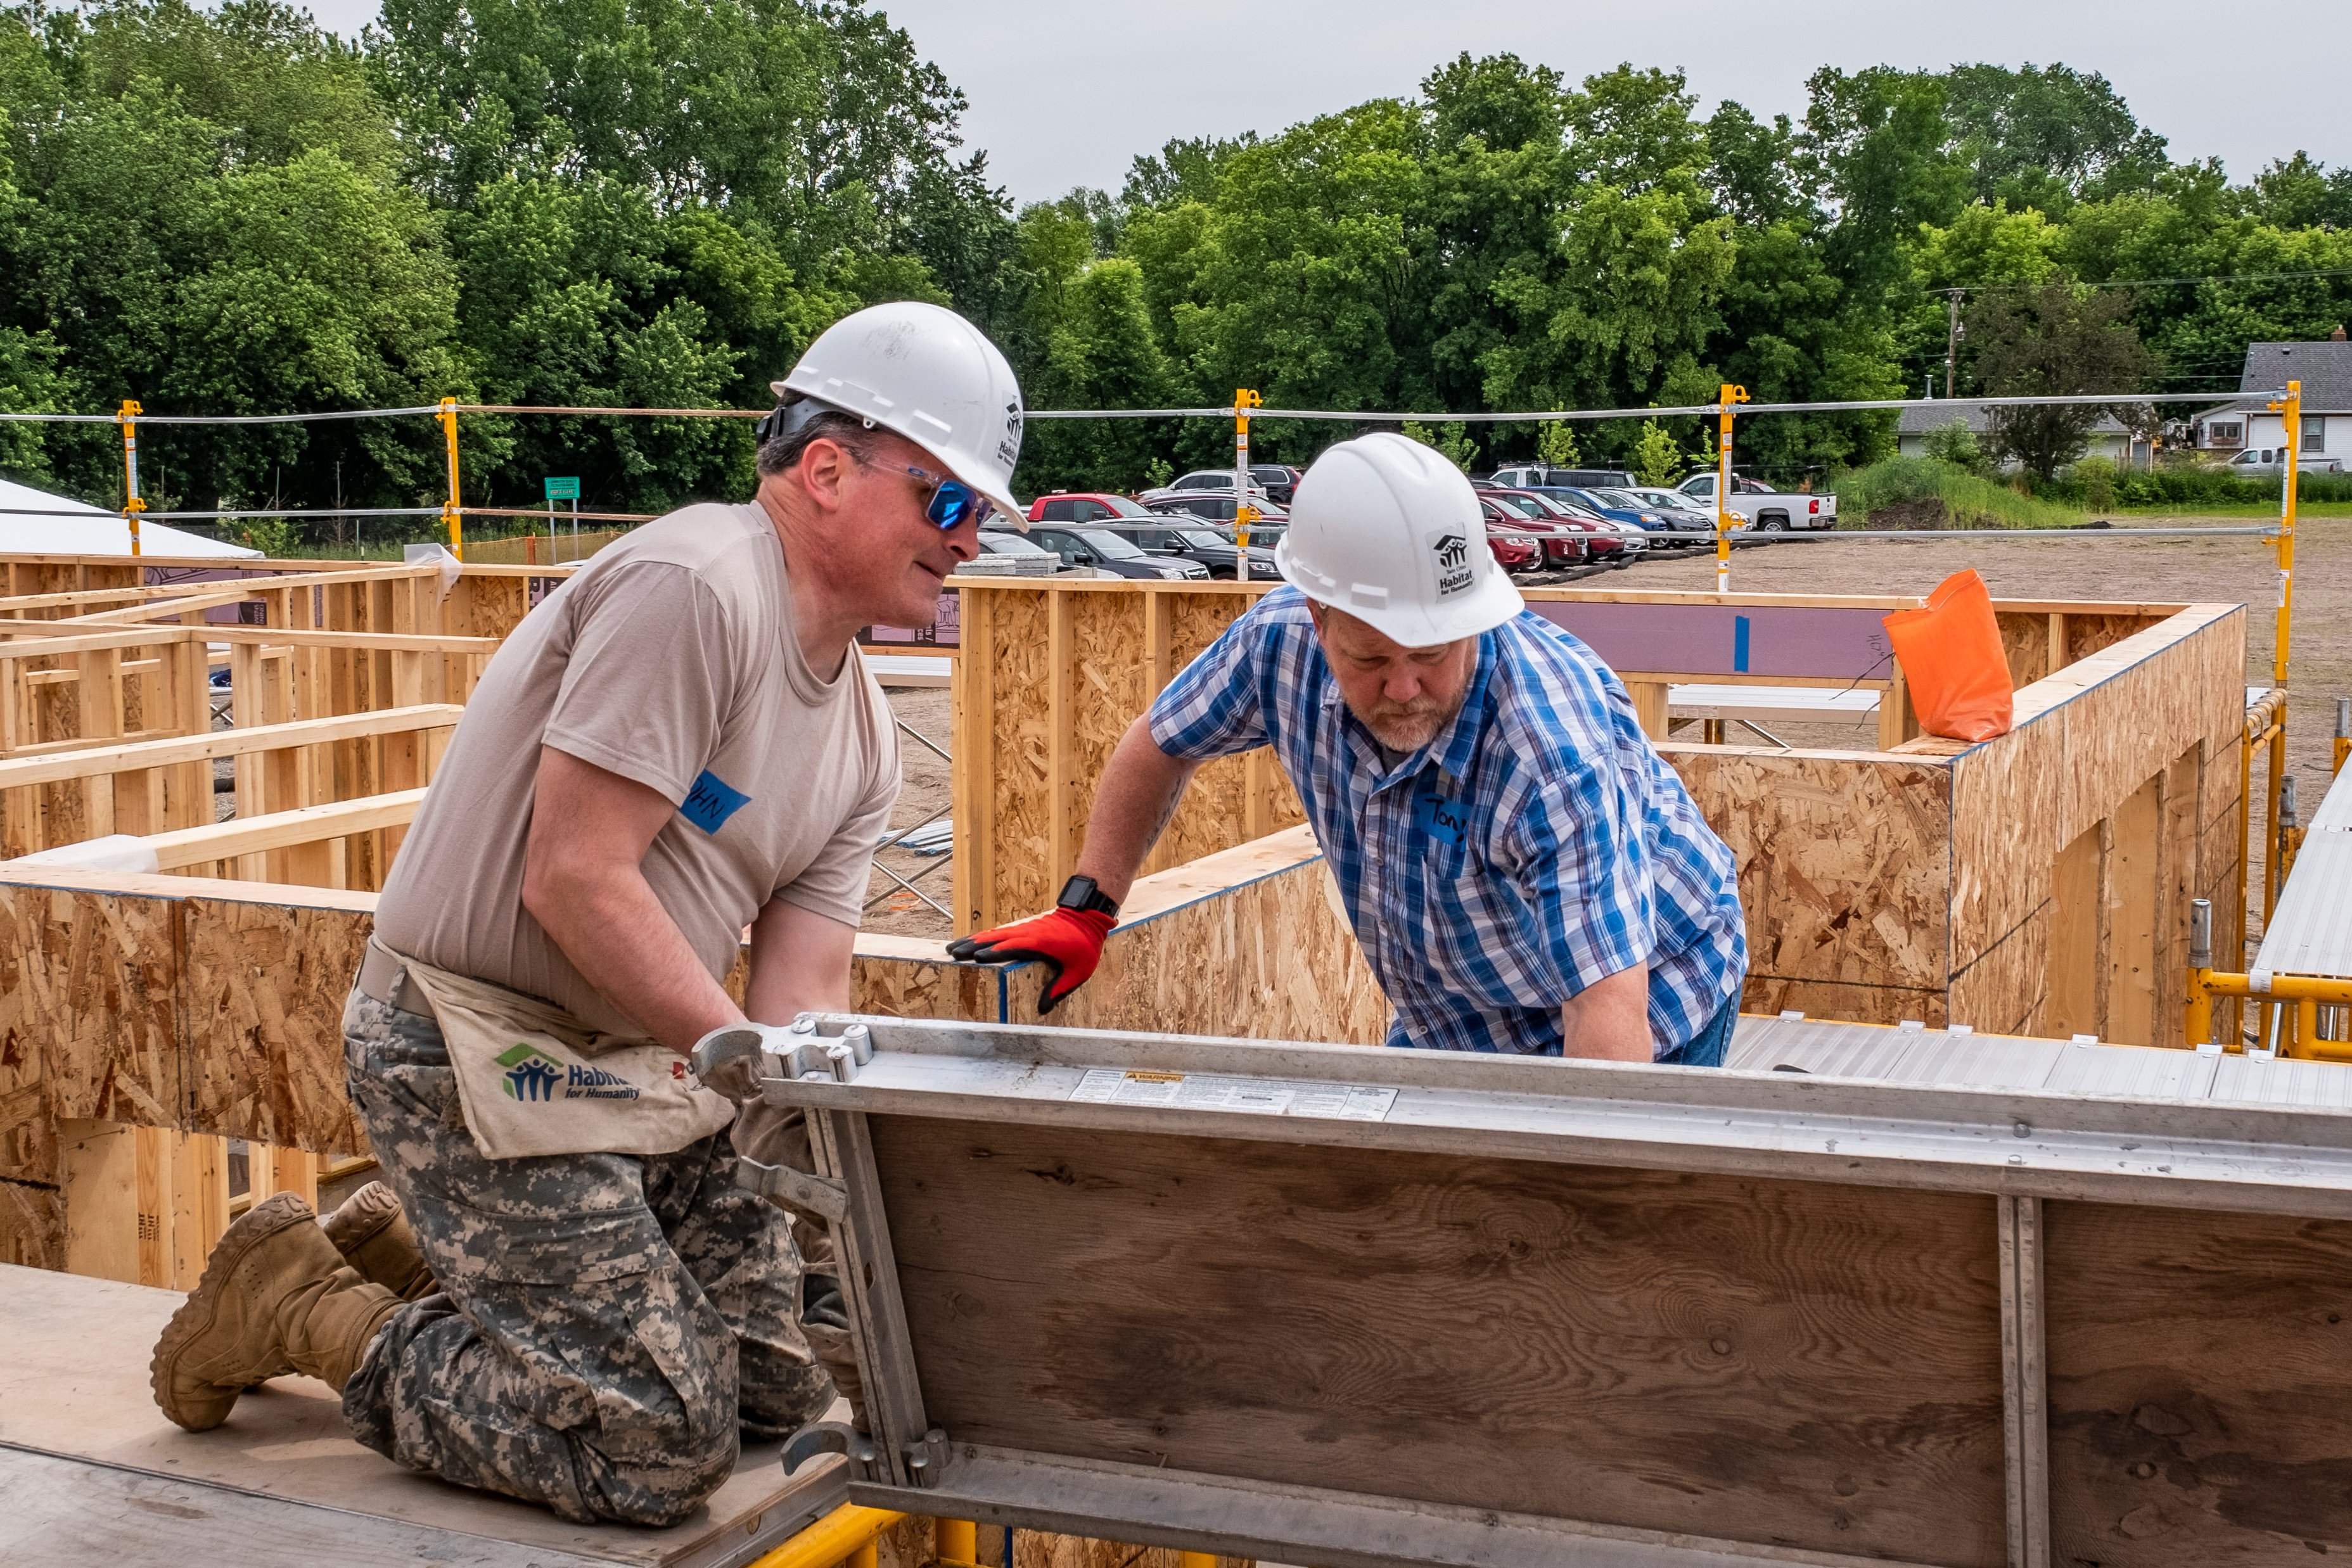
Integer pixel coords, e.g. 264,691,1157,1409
1429,531,1472,597
495,1042,641,1103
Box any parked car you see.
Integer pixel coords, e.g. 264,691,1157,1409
967,531,1064,575
1029,491,1161,526
1127,522,1281,580
1483,464,1637,490
2226,447,2346,476
1481,491,1588,566
1026,525,1211,580
1149,466,1304,504
1677,471,1838,530
1554,488,1668,549
1485,489,1633,563
1141,490,1290,544
1471,497,1541,572
1588,487,1713,546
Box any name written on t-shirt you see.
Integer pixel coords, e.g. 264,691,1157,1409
680,769,752,835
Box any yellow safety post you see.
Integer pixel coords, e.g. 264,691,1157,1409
1177,1553,1218,1568
2334,696,2348,777
118,399,146,558
438,395,464,562
936,1518,978,1564
2261,379,2299,924
1713,384,1748,594
744,1504,906,1568
1232,388,1262,583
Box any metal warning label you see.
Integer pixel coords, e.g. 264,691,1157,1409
1068,1068,1397,1121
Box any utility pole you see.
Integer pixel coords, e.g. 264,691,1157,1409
1943,290,1965,400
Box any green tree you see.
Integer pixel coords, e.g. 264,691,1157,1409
1967,279,2154,479
1535,414,1581,468
1401,420,1475,472
1628,419,1685,485
1939,63,2169,212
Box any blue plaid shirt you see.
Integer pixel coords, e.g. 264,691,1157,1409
1149,587,1746,1055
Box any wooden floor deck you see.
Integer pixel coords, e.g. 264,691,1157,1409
0,1263,845,1568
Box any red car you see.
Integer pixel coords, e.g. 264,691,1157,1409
1488,488,1628,562
1476,497,1541,572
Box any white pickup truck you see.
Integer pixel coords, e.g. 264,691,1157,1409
1677,472,1838,531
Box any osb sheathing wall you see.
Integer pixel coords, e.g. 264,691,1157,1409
0,828,1376,1269
951,578,2244,1039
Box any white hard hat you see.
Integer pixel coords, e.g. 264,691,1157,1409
1275,431,1524,646
770,301,1026,528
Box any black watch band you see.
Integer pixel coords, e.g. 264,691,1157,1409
1056,874,1120,919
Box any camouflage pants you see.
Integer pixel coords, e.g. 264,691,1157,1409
338,990,833,1526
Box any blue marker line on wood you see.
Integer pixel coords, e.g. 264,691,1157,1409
1732,615,1751,673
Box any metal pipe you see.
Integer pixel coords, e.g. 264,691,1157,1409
745,1505,907,1568
2336,696,2348,777
2195,969,2352,1004
2186,900,2215,1049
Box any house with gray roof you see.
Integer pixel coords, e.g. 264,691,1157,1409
1896,400,2141,468
2190,331,2352,462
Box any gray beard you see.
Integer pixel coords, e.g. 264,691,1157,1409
1346,690,1467,755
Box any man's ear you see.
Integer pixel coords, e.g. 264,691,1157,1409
795,437,855,511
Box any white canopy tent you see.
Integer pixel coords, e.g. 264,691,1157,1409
0,476,261,559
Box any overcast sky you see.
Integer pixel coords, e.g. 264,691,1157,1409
301,0,2351,205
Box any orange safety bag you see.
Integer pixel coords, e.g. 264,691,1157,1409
1881,568,2013,743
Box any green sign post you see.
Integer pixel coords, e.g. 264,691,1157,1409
543,476,581,559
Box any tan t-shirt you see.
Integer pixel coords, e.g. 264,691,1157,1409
374,502,899,1035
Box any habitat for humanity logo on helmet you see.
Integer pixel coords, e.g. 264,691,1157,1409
495,1042,642,1103
1427,530,1473,598
997,401,1022,468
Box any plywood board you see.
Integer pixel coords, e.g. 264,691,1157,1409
1947,706,2064,971
2043,1200,2352,1563
1668,749,1951,994
1947,903,2050,1039
0,881,179,1126
1036,853,1388,1046
2105,777,2161,1049
876,1118,2009,1565
179,894,369,1154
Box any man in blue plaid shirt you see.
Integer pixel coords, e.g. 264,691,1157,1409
950,432,1747,1063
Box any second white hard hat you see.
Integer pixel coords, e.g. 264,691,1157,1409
1275,431,1524,646
772,300,1026,527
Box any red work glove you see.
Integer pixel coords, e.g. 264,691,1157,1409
946,907,1115,1014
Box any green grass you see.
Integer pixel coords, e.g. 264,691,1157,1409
1832,457,2086,530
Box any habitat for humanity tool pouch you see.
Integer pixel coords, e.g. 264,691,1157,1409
390,947,734,1160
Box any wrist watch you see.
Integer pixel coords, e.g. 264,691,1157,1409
1056,874,1120,919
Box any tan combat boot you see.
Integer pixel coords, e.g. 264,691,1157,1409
151,1192,404,1432
321,1180,438,1301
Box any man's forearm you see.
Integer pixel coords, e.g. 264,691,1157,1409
1559,962,1653,1061
525,863,741,1054
1071,717,1199,905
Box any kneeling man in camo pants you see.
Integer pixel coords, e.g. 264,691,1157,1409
150,302,1026,1526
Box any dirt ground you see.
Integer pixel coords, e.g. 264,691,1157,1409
864,684,957,937
870,516,2346,950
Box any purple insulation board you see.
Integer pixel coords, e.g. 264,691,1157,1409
1524,601,1896,682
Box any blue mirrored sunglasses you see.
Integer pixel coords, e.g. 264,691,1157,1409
904,466,994,530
